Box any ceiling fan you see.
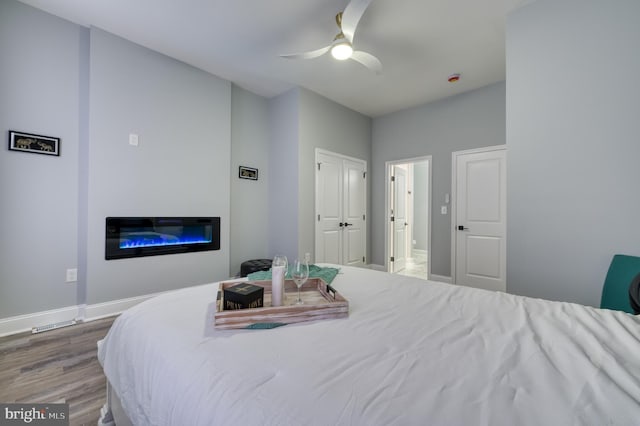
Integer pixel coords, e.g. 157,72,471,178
280,0,382,74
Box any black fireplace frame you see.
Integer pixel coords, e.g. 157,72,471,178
105,217,221,260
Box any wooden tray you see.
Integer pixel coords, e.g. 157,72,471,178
214,278,348,329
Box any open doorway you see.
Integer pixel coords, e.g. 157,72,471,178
385,156,432,280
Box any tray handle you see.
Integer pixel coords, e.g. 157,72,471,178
326,283,337,300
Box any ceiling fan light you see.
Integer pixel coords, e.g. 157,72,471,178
331,42,353,60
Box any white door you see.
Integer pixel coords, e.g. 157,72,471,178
315,150,367,266
316,152,343,264
392,165,408,272
453,147,506,292
343,159,366,266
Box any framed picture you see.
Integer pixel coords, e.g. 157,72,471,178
8,130,60,156
239,166,258,181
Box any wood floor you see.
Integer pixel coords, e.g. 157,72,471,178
0,316,117,426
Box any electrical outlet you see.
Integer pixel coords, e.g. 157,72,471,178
66,268,77,283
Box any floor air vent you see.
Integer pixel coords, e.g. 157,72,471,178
32,319,78,334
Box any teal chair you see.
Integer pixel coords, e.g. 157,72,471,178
600,254,640,313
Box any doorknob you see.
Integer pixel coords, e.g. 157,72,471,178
458,225,469,231
344,222,353,227
339,222,344,227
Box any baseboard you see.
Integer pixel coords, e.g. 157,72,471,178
367,264,386,272
430,274,452,284
412,249,428,258
0,305,79,337
83,291,165,321
0,291,168,337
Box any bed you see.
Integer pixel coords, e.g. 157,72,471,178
97,265,640,425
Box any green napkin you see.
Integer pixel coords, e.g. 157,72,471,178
245,322,287,330
247,264,340,285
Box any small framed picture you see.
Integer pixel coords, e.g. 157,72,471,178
8,130,60,156
239,166,258,181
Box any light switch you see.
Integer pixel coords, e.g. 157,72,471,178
441,206,448,215
445,193,450,203
129,133,139,146
66,268,77,283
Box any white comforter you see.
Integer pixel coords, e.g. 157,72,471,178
98,266,640,425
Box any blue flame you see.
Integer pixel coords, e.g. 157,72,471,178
120,232,212,249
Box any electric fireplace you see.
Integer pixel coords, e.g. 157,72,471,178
105,217,220,260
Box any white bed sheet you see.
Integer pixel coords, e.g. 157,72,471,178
98,266,640,425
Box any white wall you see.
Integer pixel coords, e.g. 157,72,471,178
506,0,640,306
0,1,80,318
230,86,270,276
86,29,231,304
372,83,506,275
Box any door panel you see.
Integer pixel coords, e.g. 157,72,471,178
466,159,501,222
320,231,341,264
394,228,406,268
455,148,506,292
465,236,501,279
321,163,341,218
345,228,364,265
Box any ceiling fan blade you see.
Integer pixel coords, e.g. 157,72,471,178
341,0,374,43
350,50,382,74
280,45,331,60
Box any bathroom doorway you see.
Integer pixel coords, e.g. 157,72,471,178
385,156,431,280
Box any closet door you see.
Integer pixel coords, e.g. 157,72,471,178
343,159,366,266
315,150,367,266
316,152,343,264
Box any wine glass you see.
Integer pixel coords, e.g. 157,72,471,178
291,259,309,305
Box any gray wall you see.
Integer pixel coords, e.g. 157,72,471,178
1,1,361,322
372,83,506,275
268,89,299,260
86,29,231,304
298,88,372,262
506,0,640,306
266,88,371,263
230,85,270,276
0,1,81,317
1,1,239,320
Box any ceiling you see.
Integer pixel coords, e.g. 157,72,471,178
18,0,530,117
